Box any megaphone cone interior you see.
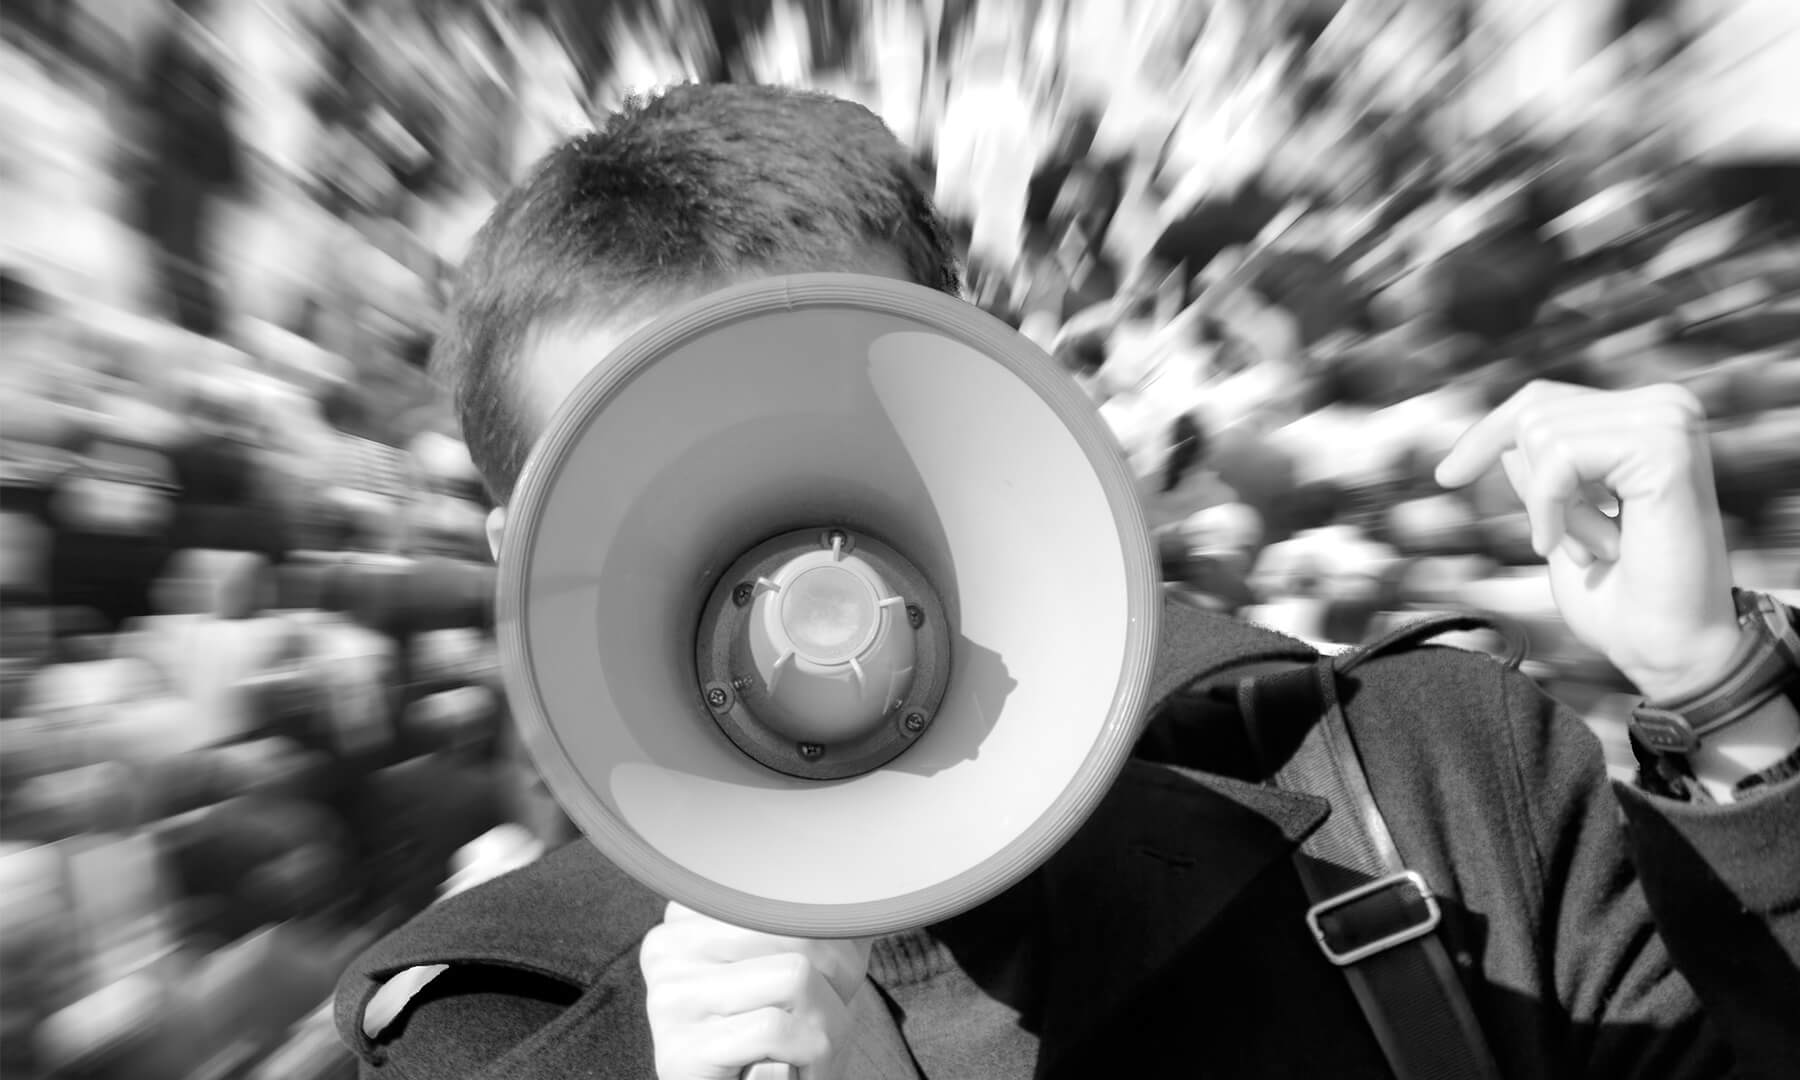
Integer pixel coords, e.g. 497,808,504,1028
499,275,1159,938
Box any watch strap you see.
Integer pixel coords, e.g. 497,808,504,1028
1630,590,1800,755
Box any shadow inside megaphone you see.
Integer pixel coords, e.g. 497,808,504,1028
879,634,1014,780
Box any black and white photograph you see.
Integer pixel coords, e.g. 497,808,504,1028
1,1,1797,1077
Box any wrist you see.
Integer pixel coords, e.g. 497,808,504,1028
1627,589,1800,801
1624,623,1754,706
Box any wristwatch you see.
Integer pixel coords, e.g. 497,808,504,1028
1629,589,1800,756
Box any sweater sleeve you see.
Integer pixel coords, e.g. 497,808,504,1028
1499,660,1800,1078
1605,595,1800,1079
1612,769,1800,1079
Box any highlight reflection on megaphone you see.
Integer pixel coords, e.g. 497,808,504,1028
496,274,1160,946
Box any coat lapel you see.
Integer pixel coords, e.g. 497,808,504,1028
340,594,1335,1075
1024,596,1332,1076
1029,761,1328,1077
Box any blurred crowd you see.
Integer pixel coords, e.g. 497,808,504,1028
2,0,1799,1077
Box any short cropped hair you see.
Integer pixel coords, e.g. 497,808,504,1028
435,83,963,504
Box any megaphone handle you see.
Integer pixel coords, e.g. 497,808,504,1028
742,1063,796,1080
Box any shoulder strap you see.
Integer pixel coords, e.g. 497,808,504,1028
1341,610,1529,675
1240,615,1505,1080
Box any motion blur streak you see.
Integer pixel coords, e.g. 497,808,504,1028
1,1,1797,1077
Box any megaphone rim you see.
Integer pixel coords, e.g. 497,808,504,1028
496,272,1161,937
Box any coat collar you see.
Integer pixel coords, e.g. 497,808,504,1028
340,596,1331,1076
1030,761,1328,1076
920,755,1329,1079
924,596,1332,1076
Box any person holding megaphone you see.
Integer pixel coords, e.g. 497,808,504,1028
333,85,1800,1080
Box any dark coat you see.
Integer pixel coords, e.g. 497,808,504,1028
335,597,1800,1078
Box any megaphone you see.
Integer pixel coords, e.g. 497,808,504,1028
497,274,1160,941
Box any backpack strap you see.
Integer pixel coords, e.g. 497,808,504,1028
1340,610,1529,675
1241,640,1504,1080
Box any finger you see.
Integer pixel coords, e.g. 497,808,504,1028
1435,380,1588,489
1508,406,1643,561
652,954,837,1021
697,1000,845,1074
651,908,815,959
649,922,823,968
1580,481,1620,517
1565,499,1622,563
1512,431,1627,565
642,922,867,1002
1558,535,1595,569
1501,447,1581,560
1521,382,1706,493
663,901,714,924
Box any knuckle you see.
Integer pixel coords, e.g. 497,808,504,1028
798,1025,834,1066
777,953,815,991
1635,400,1701,456
1519,378,1562,406
642,982,677,1019
1657,445,1697,486
785,1010,834,1064
1524,465,1568,507
1662,419,1698,456
637,938,665,976
1517,412,1555,454
751,1007,789,1045
648,976,698,1019
1655,381,1705,417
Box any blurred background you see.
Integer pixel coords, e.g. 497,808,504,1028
2,0,1798,1076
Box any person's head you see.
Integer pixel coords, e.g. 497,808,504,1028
1052,332,1108,381
430,84,962,551
1159,412,1206,495
1053,161,1126,247
170,0,218,23
1053,104,1103,162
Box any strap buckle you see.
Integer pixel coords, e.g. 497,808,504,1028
1305,870,1442,966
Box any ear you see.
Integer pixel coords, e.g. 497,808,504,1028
486,507,506,563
